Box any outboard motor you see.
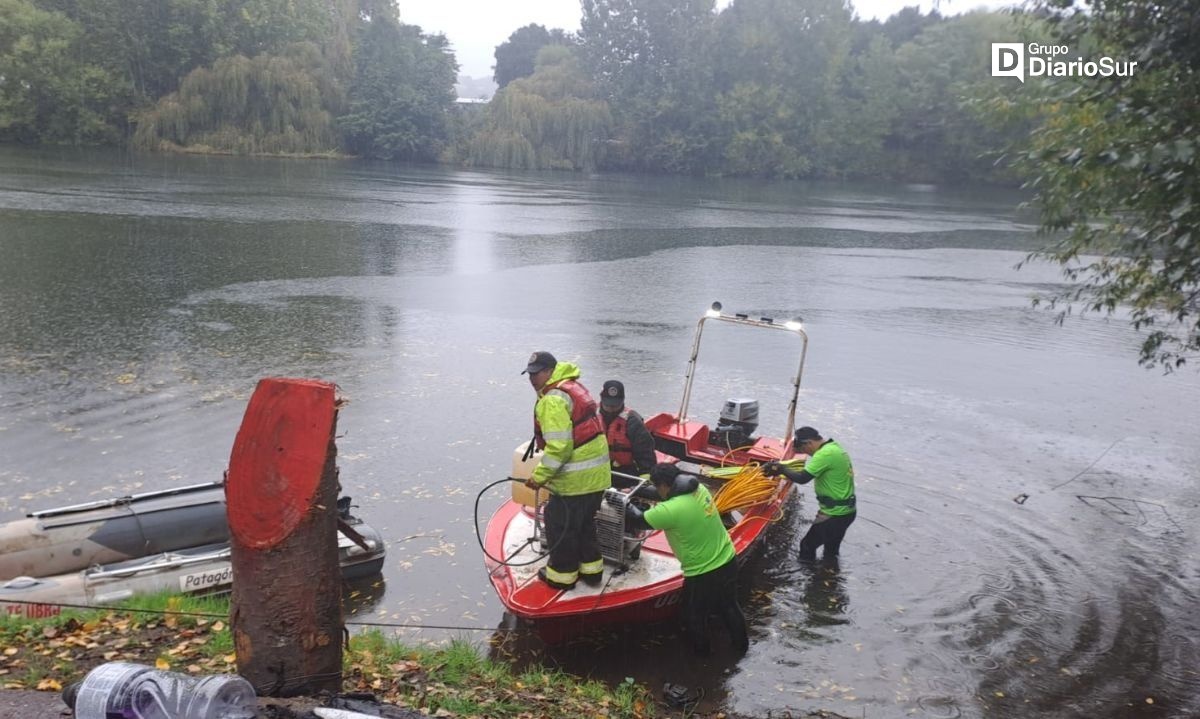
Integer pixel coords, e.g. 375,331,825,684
709,398,759,449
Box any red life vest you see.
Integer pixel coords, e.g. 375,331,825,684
605,410,634,468
534,379,604,450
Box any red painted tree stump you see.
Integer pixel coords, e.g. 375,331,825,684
226,378,343,696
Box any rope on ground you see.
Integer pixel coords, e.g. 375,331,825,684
0,598,514,633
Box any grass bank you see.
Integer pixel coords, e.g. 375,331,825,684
0,593,652,718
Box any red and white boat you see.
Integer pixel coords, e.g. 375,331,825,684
483,302,809,643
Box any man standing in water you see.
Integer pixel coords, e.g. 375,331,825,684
624,462,749,655
763,426,856,568
522,351,612,590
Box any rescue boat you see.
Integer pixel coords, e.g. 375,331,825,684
483,302,808,643
0,482,386,618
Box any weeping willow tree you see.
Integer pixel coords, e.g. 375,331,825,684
468,45,612,171
132,42,342,155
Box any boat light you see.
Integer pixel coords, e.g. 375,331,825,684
706,301,723,318
785,318,804,331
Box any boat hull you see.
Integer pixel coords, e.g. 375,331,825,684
0,522,385,619
0,482,229,579
484,471,789,644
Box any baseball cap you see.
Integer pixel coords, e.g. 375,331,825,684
522,351,557,375
600,380,625,409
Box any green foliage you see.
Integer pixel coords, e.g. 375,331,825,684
493,23,570,89
132,42,341,155
469,45,612,171
580,0,718,173
339,6,458,161
562,0,1034,181
887,11,1032,182
879,5,942,47
1019,0,1200,369
0,0,125,143
35,0,335,104
712,0,858,178
1,0,434,156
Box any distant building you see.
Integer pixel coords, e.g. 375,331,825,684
455,74,497,103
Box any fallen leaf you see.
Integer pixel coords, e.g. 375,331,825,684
37,678,62,691
155,657,170,671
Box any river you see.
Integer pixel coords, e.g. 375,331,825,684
1,146,1197,718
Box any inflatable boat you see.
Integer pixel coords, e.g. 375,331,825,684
1,482,386,618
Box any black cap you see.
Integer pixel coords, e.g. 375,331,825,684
522,351,557,375
600,380,625,409
794,426,821,443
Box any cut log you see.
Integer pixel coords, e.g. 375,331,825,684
227,378,343,696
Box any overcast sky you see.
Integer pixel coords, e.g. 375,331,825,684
398,0,1013,78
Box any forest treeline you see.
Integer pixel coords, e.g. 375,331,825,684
1,0,1044,181
0,0,456,159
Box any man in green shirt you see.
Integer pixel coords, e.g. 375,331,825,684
624,463,749,655
764,426,856,568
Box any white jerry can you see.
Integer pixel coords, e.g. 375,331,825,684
510,442,549,508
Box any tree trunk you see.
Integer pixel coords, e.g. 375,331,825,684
226,378,343,696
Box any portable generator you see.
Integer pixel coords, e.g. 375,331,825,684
595,482,652,568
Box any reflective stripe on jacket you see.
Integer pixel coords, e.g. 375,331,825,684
531,362,611,496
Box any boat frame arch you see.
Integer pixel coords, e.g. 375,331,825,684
677,301,809,448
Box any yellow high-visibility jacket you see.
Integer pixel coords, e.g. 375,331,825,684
531,362,611,496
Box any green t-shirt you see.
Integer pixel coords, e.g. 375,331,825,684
805,439,856,516
643,484,735,577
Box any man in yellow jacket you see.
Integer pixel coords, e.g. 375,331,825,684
522,351,612,590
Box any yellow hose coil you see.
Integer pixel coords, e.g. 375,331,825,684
710,458,806,514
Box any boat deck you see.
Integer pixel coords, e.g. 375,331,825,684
499,510,682,603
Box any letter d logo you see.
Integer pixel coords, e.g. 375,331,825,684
991,43,1024,82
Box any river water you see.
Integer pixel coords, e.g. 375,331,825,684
1,146,1197,718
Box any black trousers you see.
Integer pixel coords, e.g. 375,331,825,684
544,491,603,578
799,511,856,563
681,556,748,654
